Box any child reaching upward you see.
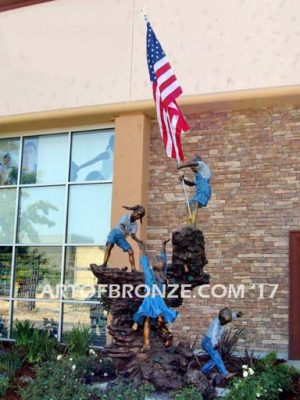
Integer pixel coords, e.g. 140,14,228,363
132,237,178,352
177,155,212,226
91,205,145,274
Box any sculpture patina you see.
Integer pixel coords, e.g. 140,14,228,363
90,216,213,396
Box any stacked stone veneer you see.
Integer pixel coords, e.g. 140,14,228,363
147,104,300,355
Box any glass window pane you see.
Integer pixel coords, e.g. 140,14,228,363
67,184,112,244
12,301,59,337
21,135,68,184
14,247,62,300
0,300,9,338
0,247,12,297
63,303,107,347
18,186,65,244
0,138,20,186
70,130,114,182
0,189,16,244
64,247,105,301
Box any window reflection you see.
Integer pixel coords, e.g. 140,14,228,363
21,135,68,184
0,138,19,186
0,301,9,338
18,186,65,244
70,130,114,182
64,247,105,300
0,189,16,244
14,247,61,300
12,301,59,338
63,303,107,347
67,184,112,244
0,247,12,297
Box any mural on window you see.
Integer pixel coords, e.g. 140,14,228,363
70,131,114,182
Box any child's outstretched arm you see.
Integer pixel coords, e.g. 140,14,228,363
131,235,147,256
177,161,198,170
161,238,170,255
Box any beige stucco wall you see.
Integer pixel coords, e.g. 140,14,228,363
0,0,300,117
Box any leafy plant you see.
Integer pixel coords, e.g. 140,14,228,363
224,353,299,400
20,359,98,400
174,385,203,400
55,354,116,382
13,320,34,346
219,327,245,362
0,375,10,397
13,320,59,363
0,349,24,382
239,348,257,370
101,380,155,400
63,325,91,356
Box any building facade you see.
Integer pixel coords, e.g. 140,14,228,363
0,0,299,358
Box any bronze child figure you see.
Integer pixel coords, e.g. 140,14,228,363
132,237,178,352
177,155,212,226
91,204,145,274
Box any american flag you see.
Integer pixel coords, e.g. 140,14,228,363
147,21,189,161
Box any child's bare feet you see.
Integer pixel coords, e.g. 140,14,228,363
165,334,173,348
141,344,151,352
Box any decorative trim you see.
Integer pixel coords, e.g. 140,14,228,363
0,85,300,133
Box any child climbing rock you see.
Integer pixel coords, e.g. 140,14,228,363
201,307,243,379
132,237,178,352
177,155,212,226
91,204,145,274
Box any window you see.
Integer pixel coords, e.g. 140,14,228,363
0,129,114,346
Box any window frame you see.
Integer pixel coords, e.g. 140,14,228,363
0,124,114,344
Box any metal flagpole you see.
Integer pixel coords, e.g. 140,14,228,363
142,10,191,220
177,161,192,219
165,112,192,219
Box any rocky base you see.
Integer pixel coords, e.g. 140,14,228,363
90,227,213,396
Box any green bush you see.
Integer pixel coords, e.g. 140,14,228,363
20,358,98,400
174,385,203,400
56,354,116,381
0,375,10,397
13,320,34,346
101,381,155,400
224,353,299,400
0,349,23,382
63,325,91,356
13,319,59,363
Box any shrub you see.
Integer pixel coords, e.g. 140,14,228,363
13,320,34,346
20,358,98,400
63,325,91,356
56,353,116,382
219,327,245,362
174,385,203,400
0,375,10,397
0,349,23,381
13,319,59,363
101,380,155,400
224,353,299,400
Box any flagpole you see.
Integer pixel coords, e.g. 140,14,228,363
165,112,192,220
177,161,192,219
143,13,192,220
